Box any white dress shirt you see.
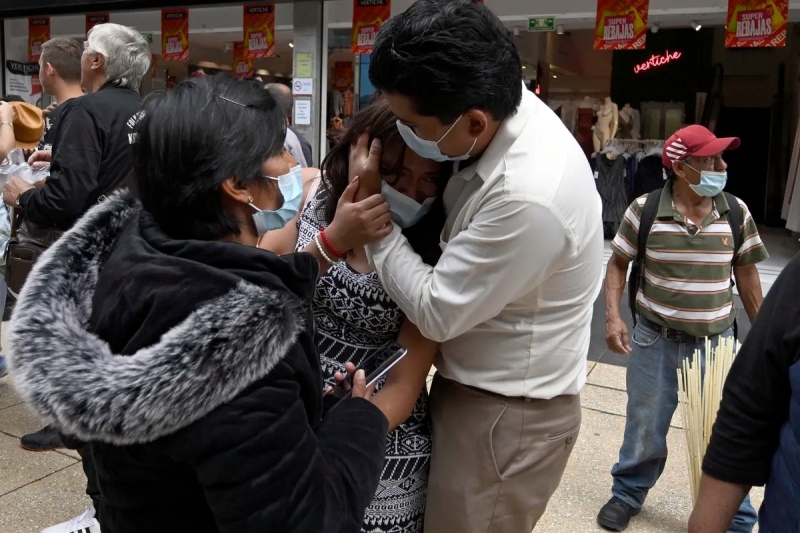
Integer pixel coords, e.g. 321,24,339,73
366,87,604,399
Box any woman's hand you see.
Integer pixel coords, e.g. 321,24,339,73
324,177,393,253
349,133,382,200
0,102,16,124
325,362,376,400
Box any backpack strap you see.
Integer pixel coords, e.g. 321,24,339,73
723,192,743,263
637,189,662,265
627,187,663,326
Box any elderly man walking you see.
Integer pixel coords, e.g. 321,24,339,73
3,23,150,533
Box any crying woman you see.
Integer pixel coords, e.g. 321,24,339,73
260,97,451,532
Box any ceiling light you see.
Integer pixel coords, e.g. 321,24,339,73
552,74,558,79
522,65,527,69
556,25,564,35
289,42,294,48
691,21,702,31
651,23,659,33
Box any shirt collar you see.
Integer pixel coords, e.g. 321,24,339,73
454,82,535,182
657,181,730,219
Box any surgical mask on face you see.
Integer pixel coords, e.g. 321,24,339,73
249,165,303,236
381,181,436,229
683,164,728,197
395,115,477,163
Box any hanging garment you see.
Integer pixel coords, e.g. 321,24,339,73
634,154,666,199
593,153,629,239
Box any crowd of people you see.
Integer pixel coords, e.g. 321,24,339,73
0,1,797,532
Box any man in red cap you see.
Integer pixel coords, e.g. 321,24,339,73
597,125,767,531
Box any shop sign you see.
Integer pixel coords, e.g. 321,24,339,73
352,0,390,55
333,61,353,91
86,13,109,35
725,0,788,48
244,4,275,59
28,17,50,62
594,0,649,50
233,41,253,78
161,9,189,61
633,50,682,73
528,18,555,32
5,60,41,106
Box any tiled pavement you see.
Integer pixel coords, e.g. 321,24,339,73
0,229,793,532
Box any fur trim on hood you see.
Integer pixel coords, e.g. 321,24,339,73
8,191,306,446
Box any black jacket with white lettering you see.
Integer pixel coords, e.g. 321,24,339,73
19,81,142,230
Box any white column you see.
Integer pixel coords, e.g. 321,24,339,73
292,0,327,167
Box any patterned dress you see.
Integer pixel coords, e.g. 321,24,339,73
296,185,432,533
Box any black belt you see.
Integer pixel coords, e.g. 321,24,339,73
637,316,705,343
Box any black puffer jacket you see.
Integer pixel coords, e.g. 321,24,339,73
8,192,388,532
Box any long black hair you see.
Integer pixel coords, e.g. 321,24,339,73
319,98,451,265
134,74,286,241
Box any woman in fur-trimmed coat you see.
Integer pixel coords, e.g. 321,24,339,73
7,75,389,533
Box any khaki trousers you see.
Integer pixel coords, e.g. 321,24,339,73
423,374,581,533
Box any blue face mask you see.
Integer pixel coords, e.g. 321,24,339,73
684,164,727,197
250,165,303,236
380,181,436,229
395,115,477,163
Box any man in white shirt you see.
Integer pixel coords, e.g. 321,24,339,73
338,0,604,530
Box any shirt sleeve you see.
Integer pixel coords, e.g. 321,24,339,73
610,197,645,261
702,253,800,486
366,193,572,343
734,200,769,267
19,105,102,228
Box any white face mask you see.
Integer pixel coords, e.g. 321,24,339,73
395,115,477,163
380,181,436,229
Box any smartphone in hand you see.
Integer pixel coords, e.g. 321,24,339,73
330,341,408,399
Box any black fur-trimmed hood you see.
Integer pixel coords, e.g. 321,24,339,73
8,191,315,446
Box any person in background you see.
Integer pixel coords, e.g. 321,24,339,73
0,38,86,331
2,22,150,533
0,99,44,379
265,82,313,166
599,125,764,532
264,98,449,532
35,37,85,155
7,73,388,533
688,252,800,533
344,0,604,530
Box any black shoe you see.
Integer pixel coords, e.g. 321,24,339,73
597,497,641,531
20,424,64,451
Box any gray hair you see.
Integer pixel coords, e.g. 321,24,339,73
265,83,293,120
86,23,150,90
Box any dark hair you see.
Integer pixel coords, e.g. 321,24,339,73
41,38,83,83
0,95,24,103
264,83,292,120
320,98,450,265
135,74,286,241
368,0,522,124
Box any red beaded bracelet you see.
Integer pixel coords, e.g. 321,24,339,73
319,228,347,259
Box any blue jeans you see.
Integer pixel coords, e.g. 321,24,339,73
611,318,758,533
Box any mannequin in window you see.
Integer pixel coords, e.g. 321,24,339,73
594,97,619,152
618,103,641,140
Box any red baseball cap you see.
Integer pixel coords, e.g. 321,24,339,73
662,125,740,169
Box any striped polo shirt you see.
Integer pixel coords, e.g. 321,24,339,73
611,183,768,338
